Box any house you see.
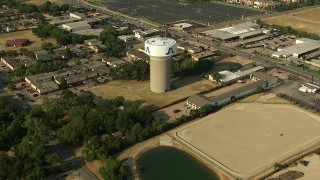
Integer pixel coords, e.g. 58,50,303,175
62,21,91,32
191,50,216,61
84,39,106,53
6,39,30,47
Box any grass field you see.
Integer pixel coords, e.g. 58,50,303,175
84,79,217,110
175,102,320,179
0,30,56,51
219,55,253,66
262,7,320,35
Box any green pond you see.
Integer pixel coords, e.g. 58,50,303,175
138,146,220,180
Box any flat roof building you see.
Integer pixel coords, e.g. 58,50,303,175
201,22,262,41
191,50,216,61
272,38,320,59
62,21,91,32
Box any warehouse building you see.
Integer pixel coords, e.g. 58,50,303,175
201,22,264,42
188,72,277,109
62,21,91,32
272,38,320,59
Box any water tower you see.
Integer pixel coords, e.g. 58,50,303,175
145,37,177,93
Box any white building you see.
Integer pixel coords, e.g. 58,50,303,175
272,38,320,59
70,12,87,20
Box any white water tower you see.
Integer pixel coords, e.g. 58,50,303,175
145,37,177,93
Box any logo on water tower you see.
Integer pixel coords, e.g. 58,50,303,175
145,47,150,54
166,48,174,55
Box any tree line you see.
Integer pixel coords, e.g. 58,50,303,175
272,0,320,12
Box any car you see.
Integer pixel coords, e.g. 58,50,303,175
30,99,35,103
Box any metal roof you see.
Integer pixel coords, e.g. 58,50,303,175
187,94,211,107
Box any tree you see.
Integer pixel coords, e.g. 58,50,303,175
41,42,53,50
6,82,15,91
99,157,126,180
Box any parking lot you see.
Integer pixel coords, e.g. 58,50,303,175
271,79,320,108
102,0,261,24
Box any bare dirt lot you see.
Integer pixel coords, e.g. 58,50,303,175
262,7,320,35
174,103,320,179
0,30,56,51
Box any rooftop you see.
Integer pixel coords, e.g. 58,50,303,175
63,21,90,29
145,37,176,47
187,94,211,107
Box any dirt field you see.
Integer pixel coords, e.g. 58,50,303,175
0,30,56,51
220,55,254,66
262,7,320,35
174,103,320,179
85,79,217,110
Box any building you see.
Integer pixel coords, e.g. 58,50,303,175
272,38,320,59
84,39,106,53
201,22,262,42
177,41,203,54
126,49,149,61
62,21,91,32
25,72,59,95
209,66,265,84
118,35,134,42
191,50,216,61
299,83,320,93
145,37,177,93
0,57,31,72
102,57,127,67
172,23,194,31
135,29,160,39
72,28,104,36
50,18,78,26
69,12,87,20
187,72,277,109
186,94,213,109
6,39,30,47
25,61,109,94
